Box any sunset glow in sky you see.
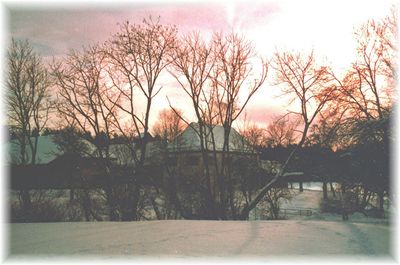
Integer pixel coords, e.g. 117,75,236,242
5,0,396,128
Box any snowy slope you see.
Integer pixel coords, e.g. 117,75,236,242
9,220,391,258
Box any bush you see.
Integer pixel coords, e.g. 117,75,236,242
320,190,360,216
10,190,88,222
319,197,343,214
11,200,66,222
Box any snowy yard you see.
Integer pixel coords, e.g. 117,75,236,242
8,219,392,258
7,188,394,260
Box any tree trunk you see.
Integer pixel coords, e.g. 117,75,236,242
69,189,75,202
104,186,119,221
360,187,369,210
239,136,307,220
19,189,32,220
341,184,349,221
151,197,163,220
121,184,140,221
330,182,336,197
322,181,328,200
378,191,385,218
299,182,303,192
82,190,91,221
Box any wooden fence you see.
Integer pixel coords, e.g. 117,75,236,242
279,208,313,217
253,207,313,220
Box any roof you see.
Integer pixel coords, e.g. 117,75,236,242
7,133,163,166
108,141,162,166
6,134,97,165
168,122,254,153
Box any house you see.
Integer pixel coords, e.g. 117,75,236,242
166,122,258,170
164,122,262,192
167,122,255,153
7,132,166,189
7,134,101,189
6,134,97,165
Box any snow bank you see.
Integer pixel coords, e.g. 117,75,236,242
8,220,391,258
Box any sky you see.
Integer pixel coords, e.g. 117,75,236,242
4,0,396,129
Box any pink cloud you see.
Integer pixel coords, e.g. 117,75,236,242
9,2,279,58
241,105,285,126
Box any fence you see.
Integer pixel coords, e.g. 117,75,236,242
279,208,313,217
252,207,313,220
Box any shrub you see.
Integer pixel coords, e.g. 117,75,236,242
11,200,66,222
319,197,343,214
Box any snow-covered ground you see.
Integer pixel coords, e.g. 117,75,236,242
7,189,394,260
280,189,392,222
8,220,392,258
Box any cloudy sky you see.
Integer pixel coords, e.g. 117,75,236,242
5,0,395,128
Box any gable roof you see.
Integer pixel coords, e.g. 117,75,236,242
168,122,254,153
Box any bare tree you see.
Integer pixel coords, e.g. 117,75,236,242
169,31,268,219
327,12,396,217
239,50,335,219
211,32,268,128
272,50,335,145
237,115,298,218
234,117,266,209
330,10,396,123
52,45,121,220
105,17,177,220
210,32,268,219
7,39,52,165
355,9,396,103
263,187,293,220
7,38,52,214
53,45,118,138
169,31,219,219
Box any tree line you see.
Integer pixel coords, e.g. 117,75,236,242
7,11,396,221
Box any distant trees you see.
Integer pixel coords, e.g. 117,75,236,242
266,115,299,147
238,120,267,149
152,108,185,141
